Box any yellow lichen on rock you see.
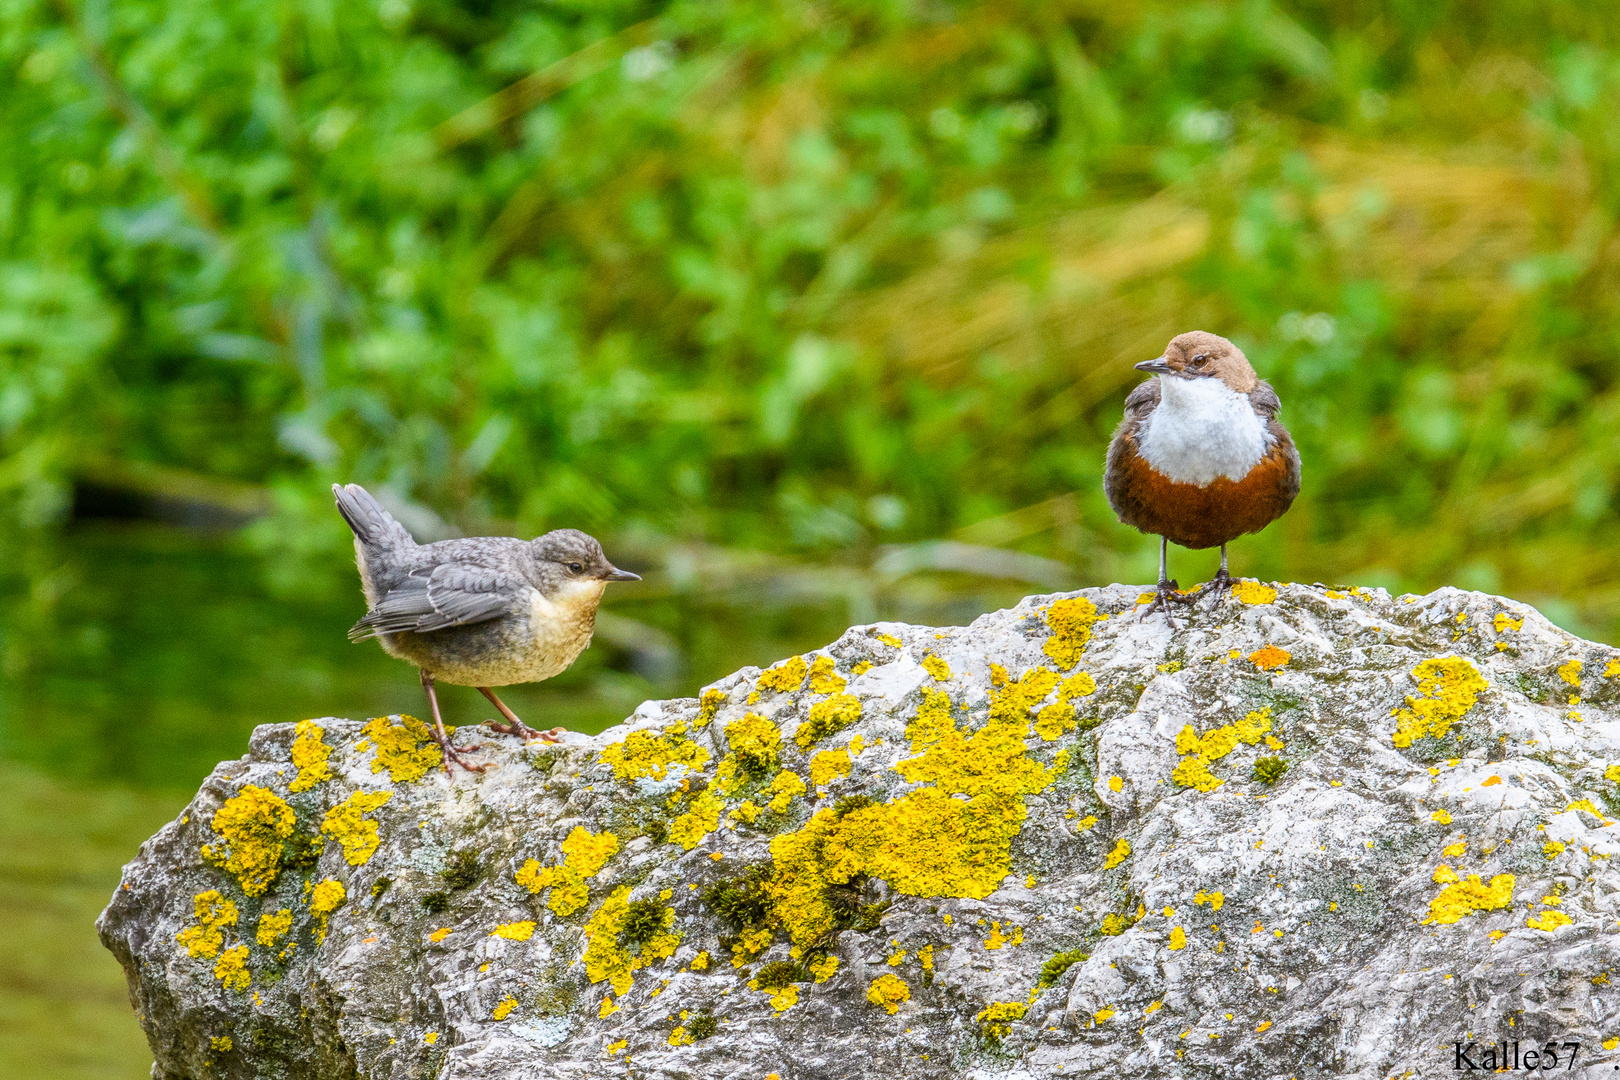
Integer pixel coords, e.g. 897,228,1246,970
757,656,809,693
921,654,951,681
492,921,536,941
1565,798,1608,822
1494,613,1523,633
600,728,711,782
1034,704,1073,741
1172,761,1218,793
1042,597,1099,670
214,944,251,991
319,790,394,865
517,826,621,915
582,886,680,997
1172,709,1272,792
1431,809,1452,825
764,984,799,1012
807,655,846,694
809,746,853,785
866,974,909,1014
668,790,724,850
795,693,862,749
288,720,334,792
1103,839,1131,869
1391,658,1487,747
1527,910,1571,932
207,785,295,897
1060,671,1096,699
1168,926,1187,950
308,877,346,942
493,996,518,1020
1231,581,1277,604
176,890,238,959
981,920,1022,949
1034,670,1095,740
808,954,839,981
716,713,781,794
1192,890,1224,911
767,770,806,812
1422,873,1514,925
976,1000,1028,1038
359,715,442,783
255,908,292,948
763,675,1065,942
696,688,727,728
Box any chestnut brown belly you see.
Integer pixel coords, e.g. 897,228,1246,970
1108,443,1297,550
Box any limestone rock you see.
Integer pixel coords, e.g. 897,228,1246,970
99,584,1620,1078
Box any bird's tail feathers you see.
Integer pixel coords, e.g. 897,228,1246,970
332,483,416,553
347,615,383,642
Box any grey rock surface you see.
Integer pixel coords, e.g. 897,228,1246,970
100,584,1620,1079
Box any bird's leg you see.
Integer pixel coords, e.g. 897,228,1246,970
420,670,485,774
479,687,564,744
1141,536,1196,624
1193,544,1236,604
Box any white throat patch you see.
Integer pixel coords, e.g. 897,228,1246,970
1136,376,1271,486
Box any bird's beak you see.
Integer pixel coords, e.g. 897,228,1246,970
602,566,641,582
1134,356,1174,376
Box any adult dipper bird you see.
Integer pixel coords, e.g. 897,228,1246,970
334,483,640,773
1104,331,1300,622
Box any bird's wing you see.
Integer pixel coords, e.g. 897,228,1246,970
1248,380,1282,419
348,563,516,641
1122,379,1161,418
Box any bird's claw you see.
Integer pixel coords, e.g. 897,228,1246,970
1187,568,1235,606
1139,579,1197,627
483,719,565,743
434,733,487,774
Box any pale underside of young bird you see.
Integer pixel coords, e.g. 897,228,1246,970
334,483,639,773
1104,331,1301,625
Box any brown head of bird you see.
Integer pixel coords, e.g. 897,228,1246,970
1102,331,1301,621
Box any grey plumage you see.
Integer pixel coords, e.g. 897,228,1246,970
333,483,640,771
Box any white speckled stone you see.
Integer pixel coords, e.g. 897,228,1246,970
99,584,1620,1078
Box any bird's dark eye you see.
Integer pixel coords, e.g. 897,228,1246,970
568,562,583,573
1192,354,1208,366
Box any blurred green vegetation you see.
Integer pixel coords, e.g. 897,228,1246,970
5,0,1620,625
6,2,1620,1074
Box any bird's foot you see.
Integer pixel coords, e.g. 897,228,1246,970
484,719,539,739
434,731,486,774
1190,568,1235,605
1139,579,1197,626
483,720,566,743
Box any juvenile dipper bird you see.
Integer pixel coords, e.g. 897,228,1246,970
334,483,640,773
1104,331,1300,622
